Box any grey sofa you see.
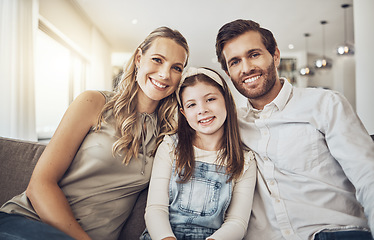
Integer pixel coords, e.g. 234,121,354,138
0,136,147,240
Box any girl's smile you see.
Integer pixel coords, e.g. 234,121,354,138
180,81,227,149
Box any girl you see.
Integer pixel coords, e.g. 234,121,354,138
141,67,256,240
0,26,189,240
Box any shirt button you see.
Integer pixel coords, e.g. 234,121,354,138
275,199,281,203
284,230,291,235
269,180,275,185
263,156,269,161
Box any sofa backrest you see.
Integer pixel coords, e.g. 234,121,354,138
0,137,46,206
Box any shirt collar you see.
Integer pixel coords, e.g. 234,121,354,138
272,77,292,111
246,77,292,113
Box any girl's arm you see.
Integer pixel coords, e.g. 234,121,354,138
25,90,106,240
144,136,176,240
209,152,257,240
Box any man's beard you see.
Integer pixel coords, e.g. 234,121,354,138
235,61,278,100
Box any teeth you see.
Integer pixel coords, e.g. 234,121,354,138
244,75,260,83
199,117,214,123
152,79,166,88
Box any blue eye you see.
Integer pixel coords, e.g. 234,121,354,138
173,66,182,72
152,58,162,63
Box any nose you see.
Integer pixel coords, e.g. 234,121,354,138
198,103,208,115
158,66,170,80
241,58,253,75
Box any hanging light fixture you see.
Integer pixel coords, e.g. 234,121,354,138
336,4,354,55
299,33,315,76
315,20,333,69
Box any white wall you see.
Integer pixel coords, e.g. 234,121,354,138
353,0,374,134
87,27,112,91
334,56,356,110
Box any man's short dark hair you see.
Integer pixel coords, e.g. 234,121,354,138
215,19,278,72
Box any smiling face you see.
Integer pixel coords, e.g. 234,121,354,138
222,31,281,109
135,37,187,107
180,81,227,145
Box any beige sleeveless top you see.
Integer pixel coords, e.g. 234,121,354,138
0,91,159,240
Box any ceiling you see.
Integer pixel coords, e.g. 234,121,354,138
74,0,354,70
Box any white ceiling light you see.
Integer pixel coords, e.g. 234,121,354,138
299,33,314,76
336,4,354,56
315,21,333,69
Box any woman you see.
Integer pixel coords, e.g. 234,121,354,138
0,26,189,240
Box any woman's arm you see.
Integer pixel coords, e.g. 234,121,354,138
25,90,105,240
144,137,176,240
209,152,257,240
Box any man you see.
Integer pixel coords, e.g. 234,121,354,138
215,19,374,240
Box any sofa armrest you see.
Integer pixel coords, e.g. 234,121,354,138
0,137,46,206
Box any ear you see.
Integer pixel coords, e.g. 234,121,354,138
135,48,142,68
273,47,281,68
180,107,186,118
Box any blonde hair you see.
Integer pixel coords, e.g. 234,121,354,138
97,27,189,164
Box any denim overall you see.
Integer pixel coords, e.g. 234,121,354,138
168,160,232,239
140,134,233,240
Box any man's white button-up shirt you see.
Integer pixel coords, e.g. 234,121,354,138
240,79,374,240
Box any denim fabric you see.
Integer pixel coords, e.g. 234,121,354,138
169,160,232,231
139,228,152,240
171,225,215,240
0,212,74,240
315,230,373,240
140,225,215,240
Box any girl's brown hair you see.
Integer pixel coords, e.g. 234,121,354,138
175,68,244,183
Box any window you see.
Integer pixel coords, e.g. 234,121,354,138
35,24,88,141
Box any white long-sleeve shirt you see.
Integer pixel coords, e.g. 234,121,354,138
241,79,374,240
144,135,256,240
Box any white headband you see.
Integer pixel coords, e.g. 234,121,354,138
176,67,224,106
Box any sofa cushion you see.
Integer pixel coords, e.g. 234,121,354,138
0,137,148,239
119,188,147,240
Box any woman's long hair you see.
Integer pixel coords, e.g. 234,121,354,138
96,27,189,164
175,68,244,182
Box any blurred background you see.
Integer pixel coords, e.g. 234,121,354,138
1,0,373,142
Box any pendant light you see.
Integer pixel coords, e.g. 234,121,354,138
336,4,354,55
299,33,314,76
315,21,333,69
